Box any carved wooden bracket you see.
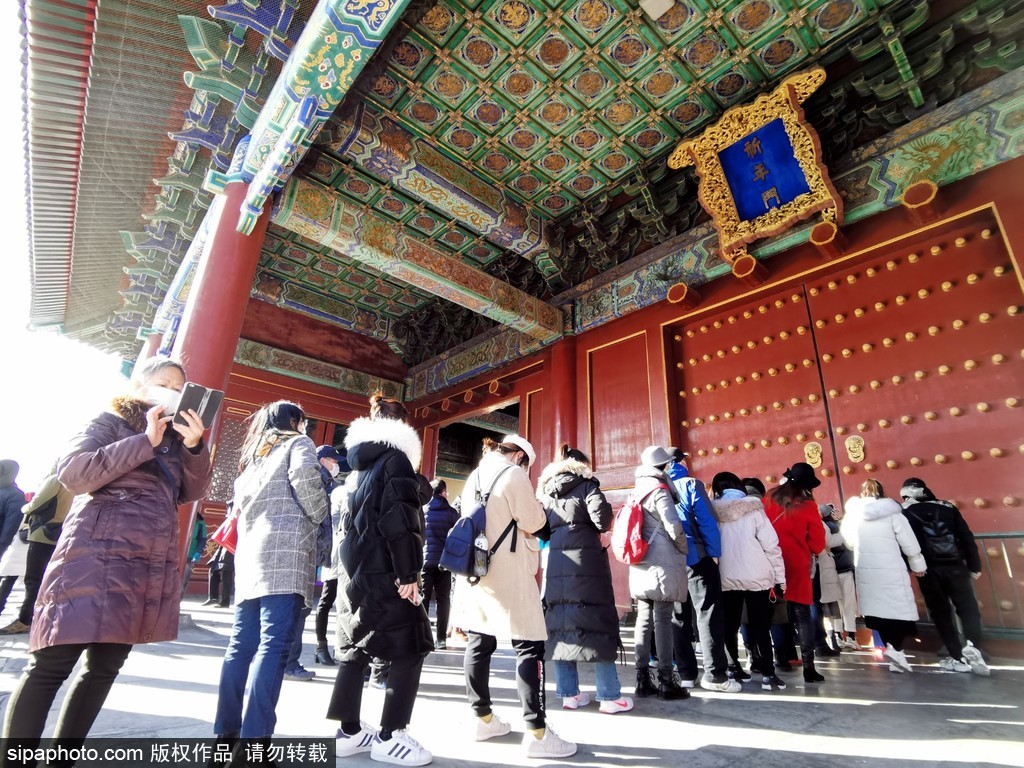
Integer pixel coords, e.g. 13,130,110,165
810,220,847,259
730,253,769,286
667,282,701,310
901,179,940,226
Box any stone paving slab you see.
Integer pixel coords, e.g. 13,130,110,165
0,597,1021,768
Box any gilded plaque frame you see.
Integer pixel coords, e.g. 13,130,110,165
668,68,842,262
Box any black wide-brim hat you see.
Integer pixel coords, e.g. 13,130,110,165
783,462,821,490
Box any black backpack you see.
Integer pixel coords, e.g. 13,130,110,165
906,508,961,563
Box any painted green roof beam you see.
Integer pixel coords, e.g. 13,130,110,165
273,177,564,342
330,103,560,274
237,0,416,235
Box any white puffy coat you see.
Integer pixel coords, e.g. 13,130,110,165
712,493,786,592
817,522,843,604
841,496,925,621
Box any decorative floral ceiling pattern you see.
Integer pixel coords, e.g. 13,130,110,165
360,0,898,218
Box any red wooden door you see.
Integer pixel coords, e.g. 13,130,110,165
807,222,1024,524
668,214,1024,629
668,285,843,500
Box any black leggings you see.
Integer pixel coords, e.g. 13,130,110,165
723,590,775,676
328,648,423,733
2,642,133,752
465,631,545,729
420,567,451,642
315,579,338,644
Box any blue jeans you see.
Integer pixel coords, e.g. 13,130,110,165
285,604,312,671
215,594,303,738
553,660,621,702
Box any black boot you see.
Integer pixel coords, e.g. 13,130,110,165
314,643,336,666
803,653,825,683
657,669,690,700
728,662,751,681
635,667,657,698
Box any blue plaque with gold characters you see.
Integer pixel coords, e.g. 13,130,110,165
668,68,842,277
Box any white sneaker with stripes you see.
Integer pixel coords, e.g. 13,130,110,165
370,730,432,766
336,722,376,757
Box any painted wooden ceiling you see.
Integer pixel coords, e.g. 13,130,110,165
43,0,1014,369
258,0,1014,366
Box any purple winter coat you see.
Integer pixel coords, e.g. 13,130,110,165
30,396,212,652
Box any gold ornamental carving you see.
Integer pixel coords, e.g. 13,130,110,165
845,435,866,463
667,68,842,265
803,441,823,468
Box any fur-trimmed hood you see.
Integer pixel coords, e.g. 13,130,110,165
345,416,422,472
712,495,765,523
846,495,903,521
110,396,151,434
537,457,594,499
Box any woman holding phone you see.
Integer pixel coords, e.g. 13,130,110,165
2,357,212,752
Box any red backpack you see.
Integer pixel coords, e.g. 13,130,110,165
611,484,667,565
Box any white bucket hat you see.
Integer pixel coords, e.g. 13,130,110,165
641,445,674,468
502,433,536,467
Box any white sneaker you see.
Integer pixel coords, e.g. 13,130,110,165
561,692,591,709
598,697,634,714
336,722,376,757
672,670,696,688
888,663,903,673
701,676,742,693
370,730,432,766
961,641,990,676
475,714,512,742
938,656,972,673
839,637,860,651
883,644,913,672
523,726,577,759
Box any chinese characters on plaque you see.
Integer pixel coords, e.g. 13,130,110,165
668,68,842,280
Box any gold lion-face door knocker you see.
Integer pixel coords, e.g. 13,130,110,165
803,441,823,468
845,435,866,463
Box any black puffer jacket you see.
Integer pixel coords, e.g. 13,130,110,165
423,494,458,569
537,458,620,663
336,417,432,661
903,496,981,572
823,517,855,573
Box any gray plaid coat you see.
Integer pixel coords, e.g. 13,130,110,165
232,434,329,606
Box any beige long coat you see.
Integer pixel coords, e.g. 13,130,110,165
450,452,547,641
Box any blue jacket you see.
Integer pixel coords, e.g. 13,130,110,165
423,494,459,569
666,462,720,567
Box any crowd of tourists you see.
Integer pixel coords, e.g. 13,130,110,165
0,356,991,767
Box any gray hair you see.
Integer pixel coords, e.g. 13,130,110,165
133,356,185,383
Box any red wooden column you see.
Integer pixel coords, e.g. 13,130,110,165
171,147,272,573
547,335,578,458
173,192,270,397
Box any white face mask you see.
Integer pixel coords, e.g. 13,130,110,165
328,464,341,478
143,385,180,412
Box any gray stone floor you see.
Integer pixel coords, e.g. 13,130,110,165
1,594,1022,768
